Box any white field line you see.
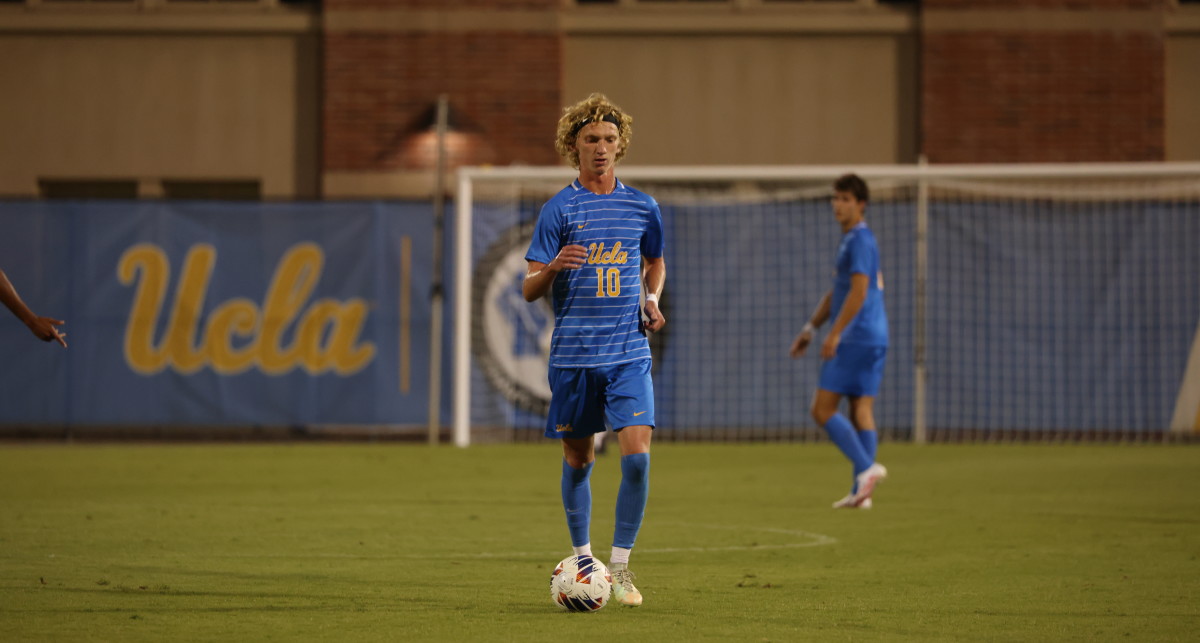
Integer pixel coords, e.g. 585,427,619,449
183,523,837,560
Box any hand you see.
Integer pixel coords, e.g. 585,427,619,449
549,245,588,272
821,332,840,361
643,300,666,333
28,316,67,348
789,330,813,359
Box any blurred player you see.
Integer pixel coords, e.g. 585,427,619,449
790,174,887,508
0,268,66,347
592,430,608,455
523,93,666,607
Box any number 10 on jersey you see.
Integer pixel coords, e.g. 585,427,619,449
595,268,621,297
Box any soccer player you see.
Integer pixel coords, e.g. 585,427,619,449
790,174,887,509
523,93,665,607
0,268,67,347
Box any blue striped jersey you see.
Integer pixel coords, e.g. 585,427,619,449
526,178,665,368
831,221,889,347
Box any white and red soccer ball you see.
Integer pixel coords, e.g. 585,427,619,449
550,554,611,612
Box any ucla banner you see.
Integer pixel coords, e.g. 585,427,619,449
0,202,434,427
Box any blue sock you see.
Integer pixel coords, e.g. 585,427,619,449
852,429,878,494
823,413,873,476
613,453,650,549
857,429,878,463
561,460,593,548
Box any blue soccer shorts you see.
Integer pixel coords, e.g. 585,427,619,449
544,359,655,439
819,343,887,397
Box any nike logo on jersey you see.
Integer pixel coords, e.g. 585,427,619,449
633,411,646,417
577,223,587,229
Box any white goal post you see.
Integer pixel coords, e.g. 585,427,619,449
453,163,1200,447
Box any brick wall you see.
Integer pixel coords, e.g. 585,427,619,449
322,0,563,180
325,0,555,8
922,0,1166,162
323,0,1173,176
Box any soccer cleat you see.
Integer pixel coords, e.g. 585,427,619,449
851,463,887,506
832,494,872,509
610,565,643,607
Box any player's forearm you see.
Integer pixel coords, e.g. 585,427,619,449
641,259,666,298
808,292,832,328
523,266,557,302
0,270,36,325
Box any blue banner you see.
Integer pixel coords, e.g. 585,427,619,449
4,196,1196,434
468,194,1199,434
0,202,433,427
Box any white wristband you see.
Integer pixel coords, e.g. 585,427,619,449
645,293,659,303
802,322,816,335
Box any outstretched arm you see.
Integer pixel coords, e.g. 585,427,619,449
790,290,831,358
0,269,67,347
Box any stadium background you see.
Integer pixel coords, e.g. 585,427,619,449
1,0,1199,440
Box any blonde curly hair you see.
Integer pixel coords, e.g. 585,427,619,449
554,93,633,169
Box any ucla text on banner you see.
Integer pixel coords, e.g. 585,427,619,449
0,202,434,427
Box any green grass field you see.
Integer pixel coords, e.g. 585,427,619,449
1,442,1197,641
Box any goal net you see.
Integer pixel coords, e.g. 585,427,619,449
452,164,1200,446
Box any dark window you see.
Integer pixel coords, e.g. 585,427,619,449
39,179,138,200
162,180,261,201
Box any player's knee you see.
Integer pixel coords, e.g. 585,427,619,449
562,440,594,470
564,454,592,470
563,458,593,483
620,452,649,484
